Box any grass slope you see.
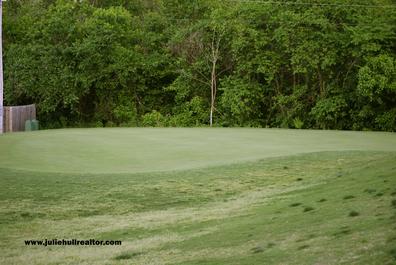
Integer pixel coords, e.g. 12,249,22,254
0,128,395,173
0,151,396,264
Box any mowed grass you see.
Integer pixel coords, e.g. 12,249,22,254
0,129,396,264
0,128,395,173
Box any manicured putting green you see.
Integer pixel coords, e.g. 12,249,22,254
0,128,395,173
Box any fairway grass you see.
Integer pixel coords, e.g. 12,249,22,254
0,129,396,264
0,128,395,173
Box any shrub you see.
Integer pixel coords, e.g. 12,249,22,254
142,110,165,127
113,105,136,125
310,96,348,129
168,97,208,127
293,118,304,129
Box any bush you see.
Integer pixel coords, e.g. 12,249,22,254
310,96,348,129
142,110,165,127
168,97,208,127
293,118,304,129
375,109,396,131
113,105,136,125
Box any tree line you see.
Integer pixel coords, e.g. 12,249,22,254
3,0,396,130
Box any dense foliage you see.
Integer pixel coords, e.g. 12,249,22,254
3,0,396,130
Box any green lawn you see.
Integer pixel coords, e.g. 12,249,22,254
0,128,395,264
0,128,395,173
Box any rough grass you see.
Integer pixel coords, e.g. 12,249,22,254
0,151,396,265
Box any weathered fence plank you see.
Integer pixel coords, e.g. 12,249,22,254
2,104,36,133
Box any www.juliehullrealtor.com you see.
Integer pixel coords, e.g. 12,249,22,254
24,239,122,247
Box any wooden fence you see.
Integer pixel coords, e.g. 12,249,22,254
3,104,36,133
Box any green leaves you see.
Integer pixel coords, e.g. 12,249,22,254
3,0,396,130
358,54,396,100
356,54,396,130
310,96,348,129
220,77,265,126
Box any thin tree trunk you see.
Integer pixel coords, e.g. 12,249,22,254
318,68,324,97
293,73,296,90
209,31,220,127
210,61,217,127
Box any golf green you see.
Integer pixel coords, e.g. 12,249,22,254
0,128,395,173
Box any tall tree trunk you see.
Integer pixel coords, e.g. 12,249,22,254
209,31,220,127
210,55,217,127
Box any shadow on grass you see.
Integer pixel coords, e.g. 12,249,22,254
114,252,144,260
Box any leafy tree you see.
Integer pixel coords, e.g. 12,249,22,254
3,0,396,131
